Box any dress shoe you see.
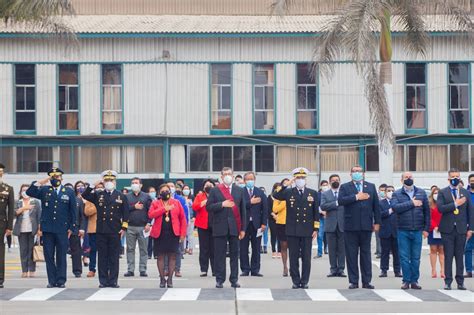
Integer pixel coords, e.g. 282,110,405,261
47,284,55,288
231,282,241,288
348,283,359,289
292,283,300,289
401,282,410,290
410,283,422,290
200,273,207,277
212,273,216,277
87,271,96,278
123,271,134,277
99,284,107,288
109,284,120,288
56,284,66,288
159,277,166,288
394,272,402,278
338,272,347,278
251,273,263,277
362,283,375,289
175,271,182,277
140,272,148,277
166,278,173,288
0,284,4,288
240,272,250,276
300,284,309,289
327,273,338,277
216,282,224,289
313,254,322,259
444,284,451,290
464,272,472,278
457,284,467,290
379,271,387,278
74,273,81,278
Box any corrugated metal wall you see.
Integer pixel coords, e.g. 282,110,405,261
36,64,56,136
427,63,448,134
0,64,13,135
232,63,253,135
276,63,296,135
391,63,405,135
80,64,101,135
123,63,166,135
170,145,185,173
472,62,474,135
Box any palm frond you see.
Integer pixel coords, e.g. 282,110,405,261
393,0,429,57
270,0,295,16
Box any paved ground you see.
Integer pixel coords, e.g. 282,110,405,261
1,240,473,314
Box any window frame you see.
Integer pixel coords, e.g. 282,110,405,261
14,64,36,135
101,63,124,134
296,63,319,135
405,62,427,134
448,63,471,133
209,63,233,135
252,63,276,134
57,64,80,135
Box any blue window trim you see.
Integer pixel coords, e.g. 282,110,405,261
13,63,37,135
252,63,277,135
57,64,81,136
209,63,233,136
447,62,471,134
100,63,124,135
295,63,319,135
404,62,428,135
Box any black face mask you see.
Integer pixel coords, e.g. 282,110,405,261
204,186,212,194
175,190,183,196
404,178,414,186
450,178,460,187
331,181,340,189
50,178,61,187
469,182,474,190
160,191,171,201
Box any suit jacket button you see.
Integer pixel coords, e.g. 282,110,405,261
103,218,105,221
296,219,299,222
110,218,113,221
303,220,306,223
53,217,56,220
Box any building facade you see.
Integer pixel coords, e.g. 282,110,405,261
0,0,473,191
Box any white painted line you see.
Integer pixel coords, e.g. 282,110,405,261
160,288,201,301
11,288,65,301
236,288,273,301
438,289,474,302
305,289,347,301
86,288,132,301
373,289,422,302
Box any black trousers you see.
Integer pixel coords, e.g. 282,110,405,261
380,236,400,273
344,230,372,285
69,234,83,276
97,233,121,286
268,220,280,253
326,229,345,274
0,221,6,285
441,230,466,285
287,236,312,286
240,223,261,274
198,227,215,274
214,234,239,284
43,232,69,286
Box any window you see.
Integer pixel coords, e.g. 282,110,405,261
212,146,232,172
277,146,297,172
255,146,274,172
0,147,15,171
297,64,317,130
297,146,318,172
254,64,275,131
233,146,253,172
58,64,79,132
320,146,359,172
144,147,164,173
102,64,123,131
16,147,53,173
449,63,470,130
15,64,36,132
365,145,379,171
406,63,426,131
211,64,232,131
189,146,210,172
393,145,405,172
59,146,74,173
408,145,447,172
450,145,469,172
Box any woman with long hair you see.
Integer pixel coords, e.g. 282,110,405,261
428,187,444,278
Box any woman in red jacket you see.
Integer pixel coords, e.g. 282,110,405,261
149,184,187,288
192,179,216,277
428,187,444,279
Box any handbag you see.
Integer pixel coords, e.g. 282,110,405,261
33,238,44,262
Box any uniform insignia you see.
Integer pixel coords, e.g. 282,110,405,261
61,195,69,201
1,191,8,195
62,188,66,192
115,198,123,204
49,188,53,191
307,196,314,202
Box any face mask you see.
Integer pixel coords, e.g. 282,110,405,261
77,187,85,194
183,189,190,196
160,191,171,201
50,178,61,187
386,191,393,199
433,193,438,201
404,178,414,187
470,183,474,190
223,175,233,186
204,186,212,194
351,172,363,182
176,190,183,196
131,183,140,193
450,178,460,187
246,180,255,189
104,181,115,191
170,188,176,195
95,188,104,193
379,191,385,199
321,186,330,192
331,181,340,189
238,183,245,188
21,191,28,199
149,192,156,199
295,178,306,189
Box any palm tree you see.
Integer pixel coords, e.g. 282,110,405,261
0,0,75,36
272,0,473,150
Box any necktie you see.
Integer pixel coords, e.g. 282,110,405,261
299,189,303,196
356,183,361,193
249,189,253,197
451,189,457,199
334,191,338,199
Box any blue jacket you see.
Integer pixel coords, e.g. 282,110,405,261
173,194,189,223
26,183,77,234
338,181,381,232
391,186,430,232
379,199,398,238
243,186,269,230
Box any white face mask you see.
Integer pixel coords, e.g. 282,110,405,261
321,186,330,192
295,178,306,189
131,183,140,193
105,181,115,191
223,175,233,186
433,194,438,201
170,187,176,195
183,189,190,196
386,191,393,199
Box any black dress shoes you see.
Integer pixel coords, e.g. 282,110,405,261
292,283,300,289
240,272,250,276
216,282,224,289
231,283,241,288
362,283,375,289
444,284,452,290
401,282,410,290
109,284,120,288
348,283,359,289
457,284,467,290
251,273,263,277
410,283,422,290
300,284,309,289
327,273,337,277
338,272,347,277
123,272,134,277
99,284,107,288
140,272,148,277
56,284,66,288
47,284,55,288
379,271,387,278
394,272,403,278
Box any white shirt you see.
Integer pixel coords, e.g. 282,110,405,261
20,199,33,233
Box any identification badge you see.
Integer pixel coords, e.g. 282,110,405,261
307,196,314,202
61,195,70,201
115,198,123,204
45,202,49,207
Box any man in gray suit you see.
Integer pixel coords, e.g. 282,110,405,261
320,174,346,277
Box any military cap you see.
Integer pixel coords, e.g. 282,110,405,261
101,170,118,180
47,167,64,176
292,167,309,178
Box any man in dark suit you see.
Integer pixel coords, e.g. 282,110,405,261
206,167,247,288
437,168,474,290
273,167,320,289
0,163,14,289
320,174,346,277
338,165,381,289
240,172,268,277
378,185,401,278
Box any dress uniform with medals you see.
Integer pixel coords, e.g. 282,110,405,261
26,167,77,288
82,170,129,288
0,163,15,288
273,167,320,289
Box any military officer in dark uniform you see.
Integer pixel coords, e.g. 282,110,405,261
26,167,77,288
273,167,320,289
82,170,129,288
0,163,14,288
